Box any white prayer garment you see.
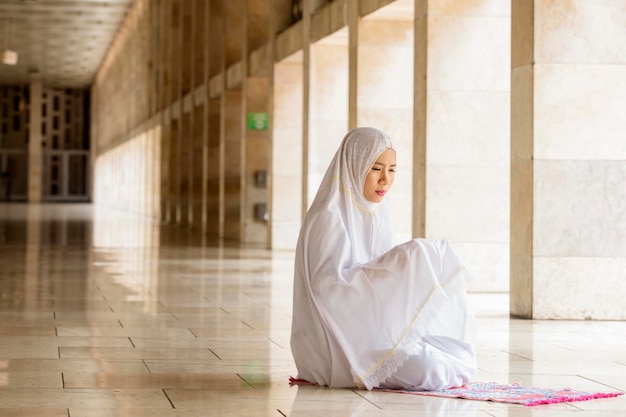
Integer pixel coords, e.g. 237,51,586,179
290,127,477,391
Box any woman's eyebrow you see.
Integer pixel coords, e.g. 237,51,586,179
373,162,397,167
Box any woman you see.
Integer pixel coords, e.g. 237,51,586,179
290,127,476,391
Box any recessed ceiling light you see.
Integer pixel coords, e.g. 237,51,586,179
1,50,18,65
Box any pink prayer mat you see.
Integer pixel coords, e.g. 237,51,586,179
289,378,624,407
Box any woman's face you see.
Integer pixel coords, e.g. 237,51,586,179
363,148,396,203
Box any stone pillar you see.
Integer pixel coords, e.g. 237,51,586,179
511,1,626,319
206,0,224,240
222,0,247,242
149,125,162,221
206,94,222,239
415,0,511,291
28,79,43,203
243,0,271,246
356,4,415,242
179,0,192,226
223,88,244,241
148,0,161,221
160,0,174,223
191,0,205,231
308,36,349,207
172,0,184,224
244,76,271,245
272,52,303,250
300,0,312,217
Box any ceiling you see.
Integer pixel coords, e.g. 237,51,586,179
0,0,134,89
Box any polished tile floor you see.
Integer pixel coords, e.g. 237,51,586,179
0,203,624,416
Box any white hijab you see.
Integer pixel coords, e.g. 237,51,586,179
309,126,396,262
291,127,474,390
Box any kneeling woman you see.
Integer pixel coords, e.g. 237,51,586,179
290,127,476,391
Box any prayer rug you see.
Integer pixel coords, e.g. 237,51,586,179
376,381,624,406
289,378,624,407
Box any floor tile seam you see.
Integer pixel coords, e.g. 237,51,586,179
577,374,625,393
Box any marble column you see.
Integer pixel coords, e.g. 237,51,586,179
222,0,247,242
172,0,184,225
223,88,245,241
179,0,192,227
242,0,271,246
28,79,43,203
415,0,511,292
244,76,271,244
272,52,303,250
206,0,224,239
511,0,626,319
308,34,349,207
356,4,414,242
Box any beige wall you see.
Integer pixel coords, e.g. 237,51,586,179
93,126,160,219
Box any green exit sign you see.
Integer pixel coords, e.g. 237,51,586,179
247,112,269,130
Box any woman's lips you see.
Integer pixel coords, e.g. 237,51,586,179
375,190,387,196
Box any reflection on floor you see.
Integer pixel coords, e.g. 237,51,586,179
0,203,624,416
